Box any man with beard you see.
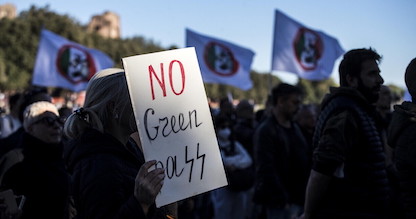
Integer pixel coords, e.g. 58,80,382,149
253,83,310,219
302,48,390,219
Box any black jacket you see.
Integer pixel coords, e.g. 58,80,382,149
253,114,310,207
65,128,152,219
312,87,389,218
388,101,416,219
2,132,69,219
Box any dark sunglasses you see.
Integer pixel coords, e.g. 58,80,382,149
34,116,65,126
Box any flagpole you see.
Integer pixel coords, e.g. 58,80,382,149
269,10,279,94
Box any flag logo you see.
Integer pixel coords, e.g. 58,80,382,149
186,28,254,90
56,45,97,84
204,42,239,76
271,10,344,81
293,28,323,71
32,29,114,91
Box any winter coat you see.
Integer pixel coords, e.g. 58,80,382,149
65,128,151,219
253,114,310,207
388,101,416,218
1,132,69,219
312,87,389,218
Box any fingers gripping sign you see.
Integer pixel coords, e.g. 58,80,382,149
135,160,165,210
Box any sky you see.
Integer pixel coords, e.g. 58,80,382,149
3,0,416,88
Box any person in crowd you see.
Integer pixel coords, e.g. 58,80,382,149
253,83,310,219
0,93,22,139
216,97,236,126
388,58,416,219
255,94,273,123
376,85,393,128
294,104,318,147
302,48,390,219
0,87,51,156
233,99,257,156
211,114,252,219
232,99,257,218
64,68,174,218
1,101,69,219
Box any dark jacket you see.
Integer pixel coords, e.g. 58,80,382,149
388,101,416,219
65,129,154,219
312,87,389,218
0,127,25,156
253,114,310,207
2,132,69,219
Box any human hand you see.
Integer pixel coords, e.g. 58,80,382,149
134,160,165,211
0,196,21,219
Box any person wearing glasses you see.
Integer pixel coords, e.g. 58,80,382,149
0,101,69,219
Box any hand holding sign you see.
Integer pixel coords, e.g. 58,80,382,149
134,160,165,214
123,47,227,207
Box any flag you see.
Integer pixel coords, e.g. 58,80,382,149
186,29,255,90
271,10,344,81
32,29,114,91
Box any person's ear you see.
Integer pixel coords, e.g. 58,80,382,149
346,74,358,88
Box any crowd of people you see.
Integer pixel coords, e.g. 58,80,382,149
0,48,415,219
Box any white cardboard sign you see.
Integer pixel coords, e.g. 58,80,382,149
122,47,227,207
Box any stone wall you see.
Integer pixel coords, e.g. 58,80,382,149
0,3,17,19
87,11,120,39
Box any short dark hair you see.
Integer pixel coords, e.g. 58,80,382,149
271,83,302,105
405,58,416,100
339,48,382,86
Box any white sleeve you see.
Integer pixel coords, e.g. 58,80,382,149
221,141,252,169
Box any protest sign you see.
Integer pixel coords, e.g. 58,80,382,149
122,47,228,207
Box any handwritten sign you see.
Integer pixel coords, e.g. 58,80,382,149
122,47,227,207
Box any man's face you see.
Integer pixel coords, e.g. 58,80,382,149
357,60,384,103
279,94,302,119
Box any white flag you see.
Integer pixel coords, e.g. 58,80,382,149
32,29,114,91
186,29,255,90
271,10,345,81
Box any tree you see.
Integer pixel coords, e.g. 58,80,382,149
297,78,338,104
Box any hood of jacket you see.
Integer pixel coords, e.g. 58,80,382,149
388,101,416,147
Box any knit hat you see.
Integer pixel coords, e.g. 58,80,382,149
23,101,59,131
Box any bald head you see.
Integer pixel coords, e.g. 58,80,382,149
405,58,416,101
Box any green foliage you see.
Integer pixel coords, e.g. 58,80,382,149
204,71,280,105
387,83,405,102
0,5,165,90
297,78,338,104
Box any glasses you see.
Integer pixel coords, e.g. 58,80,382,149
34,116,65,126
